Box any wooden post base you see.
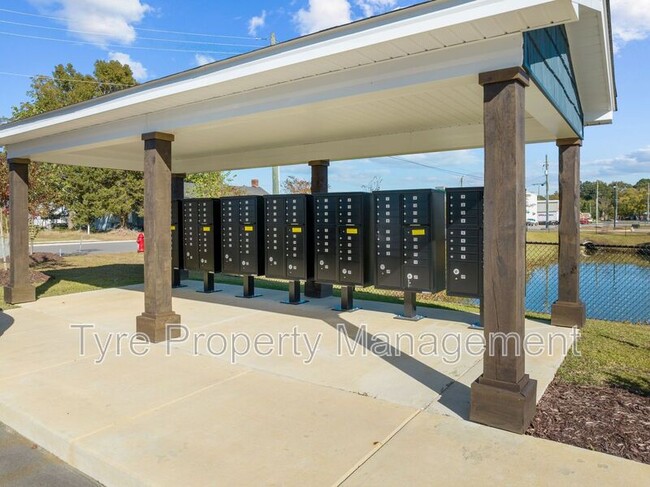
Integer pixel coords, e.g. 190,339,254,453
136,312,182,343
470,375,537,434
551,300,586,328
3,285,36,305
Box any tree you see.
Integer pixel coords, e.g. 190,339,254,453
12,61,137,120
282,176,311,194
9,61,142,229
361,176,382,192
185,171,244,198
618,187,645,219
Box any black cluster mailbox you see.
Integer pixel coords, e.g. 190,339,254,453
373,189,446,319
182,198,221,292
264,194,314,304
445,187,484,299
171,200,183,287
313,192,373,310
221,196,265,297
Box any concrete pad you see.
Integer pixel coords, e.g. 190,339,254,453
0,346,245,460
342,412,650,486
0,286,605,486
72,371,415,486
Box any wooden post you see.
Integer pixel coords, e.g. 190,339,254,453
552,139,586,328
3,158,36,304
137,132,181,343
305,160,333,298
470,67,538,434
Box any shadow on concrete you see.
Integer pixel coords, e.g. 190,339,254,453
0,313,15,338
170,281,473,418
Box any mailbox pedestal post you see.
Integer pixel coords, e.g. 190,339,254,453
284,280,308,305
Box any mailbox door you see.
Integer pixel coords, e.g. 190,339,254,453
240,224,259,275
338,226,364,285
315,225,337,283
182,200,199,271
286,225,307,279
222,224,239,274
171,200,183,269
402,191,431,226
265,197,286,278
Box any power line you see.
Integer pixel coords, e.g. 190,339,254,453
0,30,246,55
0,19,265,48
386,155,484,181
0,7,264,40
0,71,135,87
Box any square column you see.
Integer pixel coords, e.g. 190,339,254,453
551,139,586,328
136,132,181,342
305,160,333,299
470,67,538,434
3,158,36,304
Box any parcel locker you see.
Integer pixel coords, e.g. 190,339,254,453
446,187,484,298
182,199,221,273
182,199,199,271
263,194,314,281
373,189,446,293
171,200,183,270
220,196,265,276
313,192,373,287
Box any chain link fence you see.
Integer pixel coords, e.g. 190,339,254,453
361,241,650,325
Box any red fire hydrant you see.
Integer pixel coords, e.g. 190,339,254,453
137,233,145,253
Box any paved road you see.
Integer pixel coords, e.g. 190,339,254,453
32,240,137,256
0,423,99,486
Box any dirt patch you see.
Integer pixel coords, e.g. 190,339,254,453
29,252,63,265
0,269,51,286
528,380,650,464
0,253,62,287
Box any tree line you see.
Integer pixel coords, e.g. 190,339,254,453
580,179,649,220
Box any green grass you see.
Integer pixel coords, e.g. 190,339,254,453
33,228,140,243
34,252,144,299
557,320,650,396
527,229,650,246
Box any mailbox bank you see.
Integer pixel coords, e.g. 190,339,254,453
445,187,484,299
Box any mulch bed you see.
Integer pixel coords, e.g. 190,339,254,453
0,252,62,287
527,380,650,464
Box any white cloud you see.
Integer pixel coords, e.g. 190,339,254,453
108,51,148,81
354,0,397,17
29,0,150,46
582,147,650,182
611,0,650,51
194,53,216,66
294,0,352,35
248,10,267,37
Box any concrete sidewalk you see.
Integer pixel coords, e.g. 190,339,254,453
0,282,647,485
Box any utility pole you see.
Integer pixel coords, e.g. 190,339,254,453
544,155,550,231
614,183,619,230
270,32,281,194
460,175,464,188
595,181,599,233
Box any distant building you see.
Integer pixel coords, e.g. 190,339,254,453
235,179,269,196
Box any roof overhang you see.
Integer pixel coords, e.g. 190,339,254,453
0,0,615,172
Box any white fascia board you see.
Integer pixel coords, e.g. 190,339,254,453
0,0,569,144
566,1,616,122
9,36,523,160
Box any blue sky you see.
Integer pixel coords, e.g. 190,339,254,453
0,0,648,194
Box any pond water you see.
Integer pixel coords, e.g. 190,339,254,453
525,261,650,324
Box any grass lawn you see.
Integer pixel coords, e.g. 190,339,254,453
527,228,650,246
33,228,140,243
557,319,650,396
